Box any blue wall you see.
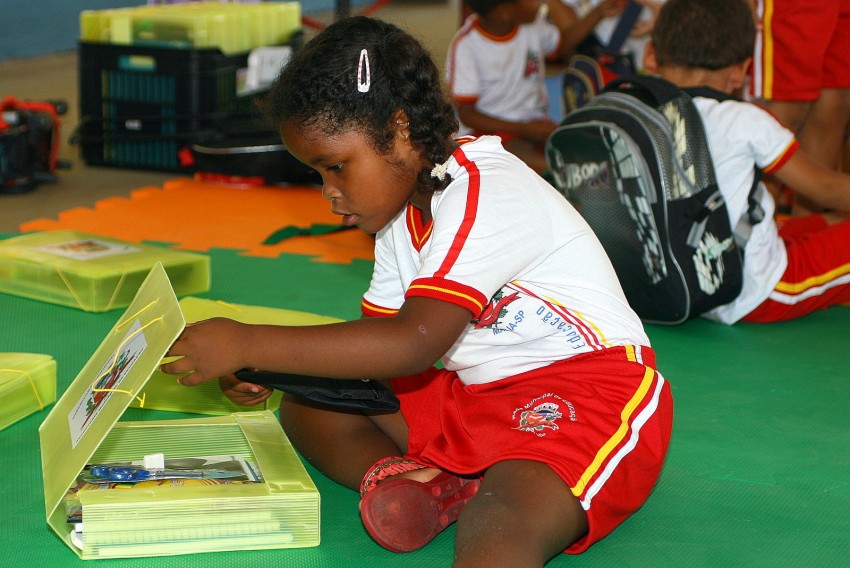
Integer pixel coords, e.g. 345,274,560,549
0,1,356,61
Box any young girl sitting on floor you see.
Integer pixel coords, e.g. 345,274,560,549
162,16,673,567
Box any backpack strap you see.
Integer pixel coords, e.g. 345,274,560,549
679,86,733,101
731,169,766,248
603,74,684,107
682,86,766,248
607,0,643,52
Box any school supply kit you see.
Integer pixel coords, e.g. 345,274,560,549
0,230,209,312
0,353,57,430
545,75,764,324
39,262,320,559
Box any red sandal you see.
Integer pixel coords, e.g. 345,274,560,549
359,456,481,553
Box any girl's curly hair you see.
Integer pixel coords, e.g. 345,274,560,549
262,16,459,193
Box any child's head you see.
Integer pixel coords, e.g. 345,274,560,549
465,0,517,17
651,0,755,71
263,16,458,192
466,0,542,22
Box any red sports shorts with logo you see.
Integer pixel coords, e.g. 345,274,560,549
392,344,673,554
743,215,850,322
750,0,850,100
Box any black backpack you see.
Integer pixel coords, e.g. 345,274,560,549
545,75,764,324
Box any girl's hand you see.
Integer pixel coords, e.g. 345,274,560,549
218,373,273,406
161,317,252,386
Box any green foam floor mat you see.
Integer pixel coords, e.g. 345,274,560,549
3,243,848,567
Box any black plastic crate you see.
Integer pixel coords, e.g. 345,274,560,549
75,41,272,172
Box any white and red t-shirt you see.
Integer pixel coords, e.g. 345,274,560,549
362,136,648,385
692,95,799,323
446,11,561,135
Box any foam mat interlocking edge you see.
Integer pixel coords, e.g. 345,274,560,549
19,178,376,264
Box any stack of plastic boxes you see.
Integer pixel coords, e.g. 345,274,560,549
76,2,301,172
0,353,57,431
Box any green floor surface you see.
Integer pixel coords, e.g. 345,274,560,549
3,243,848,567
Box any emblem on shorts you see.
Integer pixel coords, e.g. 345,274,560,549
512,394,576,437
514,401,563,434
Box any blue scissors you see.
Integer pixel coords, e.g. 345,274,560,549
85,465,245,482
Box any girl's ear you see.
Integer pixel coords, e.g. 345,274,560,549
391,108,411,141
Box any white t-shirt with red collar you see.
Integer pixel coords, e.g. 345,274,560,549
446,11,561,136
361,136,648,386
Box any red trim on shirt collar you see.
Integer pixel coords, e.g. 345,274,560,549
406,203,433,252
472,19,519,42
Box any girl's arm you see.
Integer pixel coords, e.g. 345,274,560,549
161,296,472,386
773,151,850,214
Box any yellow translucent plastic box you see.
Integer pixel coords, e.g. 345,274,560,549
80,1,301,54
134,296,341,415
39,263,319,559
0,231,209,312
0,353,57,430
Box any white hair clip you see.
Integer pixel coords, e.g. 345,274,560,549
357,49,371,93
430,160,450,181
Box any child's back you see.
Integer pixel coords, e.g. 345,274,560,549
646,0,850,322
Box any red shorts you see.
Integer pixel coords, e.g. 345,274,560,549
392,345,673,554
750,0,850,100
743,215,850,322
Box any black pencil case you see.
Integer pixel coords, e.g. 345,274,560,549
234,370,400,413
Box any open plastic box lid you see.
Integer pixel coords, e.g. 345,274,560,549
38,262,185,530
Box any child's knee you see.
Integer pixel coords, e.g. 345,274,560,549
455,460,588,558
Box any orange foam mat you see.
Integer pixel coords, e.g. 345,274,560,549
20,178,375,264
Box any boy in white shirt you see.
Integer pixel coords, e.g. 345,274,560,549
644,0,850,323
